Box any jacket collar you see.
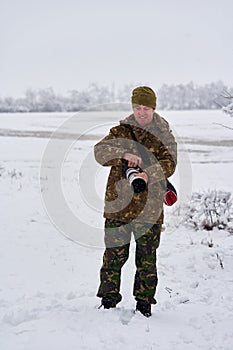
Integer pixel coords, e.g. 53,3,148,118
120,113,160,132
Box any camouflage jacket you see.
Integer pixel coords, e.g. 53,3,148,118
94,112,177,224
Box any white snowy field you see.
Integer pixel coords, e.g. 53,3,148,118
0,110,233,350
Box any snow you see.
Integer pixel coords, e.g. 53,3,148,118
0,110,233,350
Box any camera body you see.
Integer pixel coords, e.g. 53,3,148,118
125,166,147,193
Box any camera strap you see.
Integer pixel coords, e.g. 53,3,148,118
125,124,151,166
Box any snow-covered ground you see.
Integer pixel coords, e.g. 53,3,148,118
0,110,233,350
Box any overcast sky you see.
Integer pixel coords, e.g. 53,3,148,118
1,0,233,97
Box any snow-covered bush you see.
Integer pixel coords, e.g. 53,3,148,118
184,190,233,233
222,102,233,116
221,90,233,117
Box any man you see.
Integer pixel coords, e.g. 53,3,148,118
94,86,177,317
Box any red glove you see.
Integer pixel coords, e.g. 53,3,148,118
164,181,177,206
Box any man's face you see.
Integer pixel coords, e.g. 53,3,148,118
133,105,154,127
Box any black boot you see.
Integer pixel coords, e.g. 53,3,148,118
136,300,152,317
101,297,117,309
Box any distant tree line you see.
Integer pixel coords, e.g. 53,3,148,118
0,81,232,113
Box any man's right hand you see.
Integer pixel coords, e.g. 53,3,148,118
123,153,142,167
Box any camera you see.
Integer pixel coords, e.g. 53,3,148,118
124,166,147,193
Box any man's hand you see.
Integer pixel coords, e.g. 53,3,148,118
134,172,148,184
123,153,142,167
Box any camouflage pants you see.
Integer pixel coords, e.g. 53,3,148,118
97,219,161,304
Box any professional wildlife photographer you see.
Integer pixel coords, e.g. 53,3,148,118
94,86,177,317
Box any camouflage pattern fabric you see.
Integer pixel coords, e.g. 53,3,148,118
94,112,177,224
97,219,161,304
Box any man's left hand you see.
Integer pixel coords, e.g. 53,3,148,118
134,172,148,184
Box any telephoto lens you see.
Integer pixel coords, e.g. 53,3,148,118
125,167,147,193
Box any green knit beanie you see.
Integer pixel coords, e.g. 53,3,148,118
131,86,156,109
